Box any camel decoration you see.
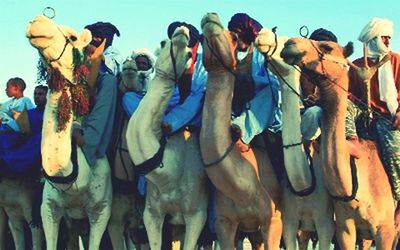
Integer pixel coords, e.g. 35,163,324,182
107,57,148,250
125,26,208,249
199,13,282,249
255,28,334,249
281,37,396,249
26,15,112,250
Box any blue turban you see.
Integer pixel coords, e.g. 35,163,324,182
228,13,263,45
85,22,120,48
167,21,200,48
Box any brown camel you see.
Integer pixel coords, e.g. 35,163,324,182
255,28,334,250
200,13,282,249
281,37,396,250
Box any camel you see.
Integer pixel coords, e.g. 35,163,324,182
281,37,396,249
255,28,334,249
107,57,148,250
26,15,112,250
0,177,43,250
125,26,208,249
199,13,282,249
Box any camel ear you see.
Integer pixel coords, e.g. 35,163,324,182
76,29,92,49
343,42,354,58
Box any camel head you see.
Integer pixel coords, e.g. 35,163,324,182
154,26,192,82
26,15,92,82
201,13,237,73
120,58,143,93
281,37,353,86
255,28,279,56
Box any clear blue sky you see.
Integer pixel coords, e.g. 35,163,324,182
1,0,399,102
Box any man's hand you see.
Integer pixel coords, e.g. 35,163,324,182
72,128,85,147
393,111,400,130
304,94,319,106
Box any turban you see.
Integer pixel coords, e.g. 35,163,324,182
85,22,120,48
131,48,156,68
358,17,393,43
167,21,200,48
228,13,263,45
309,28,338,42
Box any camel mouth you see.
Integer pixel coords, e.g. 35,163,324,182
172,28,190,42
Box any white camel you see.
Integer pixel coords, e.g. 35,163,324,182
126,26,208,249
107,56,149,250
26,15,112,250
255,28,334,249
0,178,43,250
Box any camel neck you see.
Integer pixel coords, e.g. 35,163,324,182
41,89,73,177
141,76,175,133
319,73,353,196
202,72,235,141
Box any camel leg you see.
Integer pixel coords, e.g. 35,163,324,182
21,202,43,250
108,213,128,250
41,200,62,250
335,218,356,250
182,213,207,250
143,209,164,250
215,217,238,249
7,215,25,250
87,208,111,250
375,224,396,250
314,218,334,250
0,208,7,250
282,216,298,250
262,211,283,249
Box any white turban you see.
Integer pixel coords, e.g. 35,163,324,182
358,18,398,116
358,17,394,43
131,48,156,68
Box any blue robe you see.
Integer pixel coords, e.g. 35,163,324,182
81,73,118,166
0,108,43,175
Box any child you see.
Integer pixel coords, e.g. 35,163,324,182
1,77,34,133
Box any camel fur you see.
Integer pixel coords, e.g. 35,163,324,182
199,13,283,249
26,15,112,250
125,26,208,249
255,28,335,249
281,37,396,249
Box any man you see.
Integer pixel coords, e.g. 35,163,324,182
227,13,281,145
72,24,118,167
85,21,124,76
346,17,400,225
0,85,47,175
123,22,207,135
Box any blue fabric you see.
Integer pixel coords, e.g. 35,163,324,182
0,108,43,174
123,54,207,133
101,46,124,76
1,96,34,132
81,73,117,166
232,49,282,143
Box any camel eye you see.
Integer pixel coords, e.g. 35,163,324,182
320,44,333,53
69,35,77,42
